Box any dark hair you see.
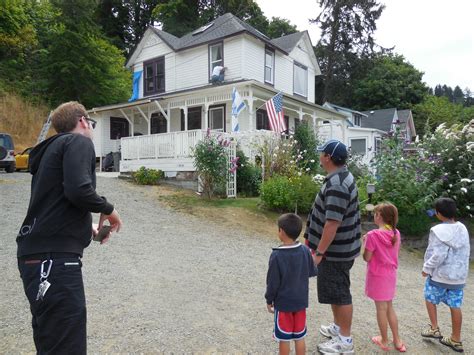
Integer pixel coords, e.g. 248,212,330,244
374,202,399,246
51,101,87,133
435,197,457,219
327,153,347,166
278,213,303,240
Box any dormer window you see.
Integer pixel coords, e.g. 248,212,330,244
353,114,361,126
209,42,223,80
144,57,165,96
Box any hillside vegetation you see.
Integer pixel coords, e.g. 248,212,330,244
0,93,51,151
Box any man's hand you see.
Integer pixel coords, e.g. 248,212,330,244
97,209,123,244
313,254,324,265
422,271,429,277
267,304,274,313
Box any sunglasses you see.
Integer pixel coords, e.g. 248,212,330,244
82,116,97,129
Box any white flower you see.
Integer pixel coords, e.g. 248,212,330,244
460,187,468,194
297,172,302,176
449,184,453,188
273,153,277,157
460,178,472,183
448,158,453,162
310,159,315,163
304,149,307,153
290,160,294,164
436,153,441,156
467,206,471,210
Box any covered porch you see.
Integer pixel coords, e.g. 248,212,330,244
88,80,345,173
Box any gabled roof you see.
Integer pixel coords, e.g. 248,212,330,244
397,109,412,123
147,13,288,53
360,108,397,132
270,31,305,53
324,102,368,117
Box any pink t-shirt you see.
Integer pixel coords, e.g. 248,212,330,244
364,229,401,301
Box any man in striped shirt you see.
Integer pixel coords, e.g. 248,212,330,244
304,139,361,354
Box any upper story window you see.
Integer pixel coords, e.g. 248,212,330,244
209,42,223,79
353,114,361,126
293,62,308,98
144,57,165,96
264,48,274,84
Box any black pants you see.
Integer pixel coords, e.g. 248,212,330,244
18,255,87,355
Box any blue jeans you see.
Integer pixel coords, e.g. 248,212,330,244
211,74,224,83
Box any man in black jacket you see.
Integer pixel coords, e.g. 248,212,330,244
17,101,123,354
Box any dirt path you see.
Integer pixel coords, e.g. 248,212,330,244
1,172,472,354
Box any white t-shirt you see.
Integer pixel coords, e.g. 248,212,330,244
212,66,223,76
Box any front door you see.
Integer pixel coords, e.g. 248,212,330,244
209,105,225,131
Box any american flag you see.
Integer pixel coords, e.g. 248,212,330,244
265,92,287,133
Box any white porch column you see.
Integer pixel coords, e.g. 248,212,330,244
203,102,209,130
299,107,304,121
247,87,254,131
167,103,171,133
181,106,188,131
312,111,318,140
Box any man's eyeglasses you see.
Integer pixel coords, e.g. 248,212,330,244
82,116,97,129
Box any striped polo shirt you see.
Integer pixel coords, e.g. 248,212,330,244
304,166,361,261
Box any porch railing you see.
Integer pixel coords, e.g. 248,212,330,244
121,130,205,160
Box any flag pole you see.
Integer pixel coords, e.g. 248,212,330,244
254,91,282,111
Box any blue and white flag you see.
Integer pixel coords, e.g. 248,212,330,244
231,87,246,132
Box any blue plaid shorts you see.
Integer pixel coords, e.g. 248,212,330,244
424,278,464,308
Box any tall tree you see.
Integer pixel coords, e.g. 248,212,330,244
44,0,131,107
266,17,298,38
453,85,464,104
352,54,428,110
311,0,385,103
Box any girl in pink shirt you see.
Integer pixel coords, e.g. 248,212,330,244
363,202,406,352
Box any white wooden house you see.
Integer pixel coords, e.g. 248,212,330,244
88,13,345,174
321,103,386,165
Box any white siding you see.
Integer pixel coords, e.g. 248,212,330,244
274,51,293,95
242,35,264,82
288,38,316,102
223,37,243,81
175,46,208,91
135,34,172,65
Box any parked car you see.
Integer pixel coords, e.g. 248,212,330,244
15,147,32,171
0,133,16,173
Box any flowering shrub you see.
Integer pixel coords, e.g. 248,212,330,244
293,121,321,174
193,132,229,199
372,129,441,235
133,167,164,185
418,120,473,217
260,174,321,214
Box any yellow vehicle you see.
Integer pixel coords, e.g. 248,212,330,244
15,147,32,171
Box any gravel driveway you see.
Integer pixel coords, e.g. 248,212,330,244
1,172,472,354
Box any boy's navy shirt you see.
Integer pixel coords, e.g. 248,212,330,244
265,242,317,312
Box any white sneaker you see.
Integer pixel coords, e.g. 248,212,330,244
319,323,340,338
318,337,354,354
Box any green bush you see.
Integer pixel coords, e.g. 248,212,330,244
236,149,261,196
397,213,433,236
261,174,320,213
192,133,228,199
133,167,164,185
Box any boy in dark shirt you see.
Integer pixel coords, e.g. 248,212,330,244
265,213,317,355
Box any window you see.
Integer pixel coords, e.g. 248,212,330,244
110,117,129,140
293,62,307,97
209,43,223,79
264,48,274,84
144,57,165,96
283,115,289,135
181,107,202,131
350,138,367,155
151,112,167,134
209,105,225,131
375,137,382,154
256,109,270,130
353,114,361,126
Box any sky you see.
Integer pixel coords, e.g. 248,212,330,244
256,0,474,91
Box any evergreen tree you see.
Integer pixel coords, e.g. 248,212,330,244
311,0,385,103
434,84,443,97
453,85,464,105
